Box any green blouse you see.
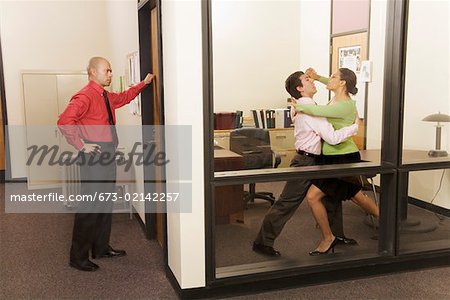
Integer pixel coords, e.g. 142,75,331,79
295,76,358,155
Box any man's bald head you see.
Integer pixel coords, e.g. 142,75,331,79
87,57,109,75
87,57,112,87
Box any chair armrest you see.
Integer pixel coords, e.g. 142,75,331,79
242,150,263,154
271,150,281,168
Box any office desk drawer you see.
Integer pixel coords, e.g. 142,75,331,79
270,129,295,150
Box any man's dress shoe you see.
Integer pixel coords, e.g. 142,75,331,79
70,260,99,272
336,236,358,245
92,248,127,259
252,242,281,257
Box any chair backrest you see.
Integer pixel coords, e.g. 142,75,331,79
229,128,273,170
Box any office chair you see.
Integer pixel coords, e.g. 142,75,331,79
229,128,281,206
359,175,380,232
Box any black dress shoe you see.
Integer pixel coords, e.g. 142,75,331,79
252,242,281,257
336,236,358,245
92,248,127,259
70,260,99,272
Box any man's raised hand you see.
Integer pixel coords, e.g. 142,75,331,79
144,73,154,85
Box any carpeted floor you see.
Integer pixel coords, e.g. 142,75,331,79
222,266,450,299
0,183,177,299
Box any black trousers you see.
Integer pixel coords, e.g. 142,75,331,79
254,154,346,247
70,142,116,262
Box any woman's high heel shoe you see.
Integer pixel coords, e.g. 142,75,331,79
309,237,338,256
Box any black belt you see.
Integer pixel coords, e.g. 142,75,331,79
296,150,319,158
83,140,114,146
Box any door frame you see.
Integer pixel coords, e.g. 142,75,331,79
199,0,450,295
0,35,11,182
137,0,167,248
329,0,372,150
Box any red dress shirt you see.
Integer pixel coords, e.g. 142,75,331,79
57,80,147,150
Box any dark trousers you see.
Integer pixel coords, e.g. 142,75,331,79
70,143,116,263
254,154,345,247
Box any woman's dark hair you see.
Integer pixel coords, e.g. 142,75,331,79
339,68,358,95
285,71,304,99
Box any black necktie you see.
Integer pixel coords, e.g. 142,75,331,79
102,91,119,147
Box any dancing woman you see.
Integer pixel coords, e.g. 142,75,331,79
295,68,379,255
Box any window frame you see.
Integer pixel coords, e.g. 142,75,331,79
202,0,450,287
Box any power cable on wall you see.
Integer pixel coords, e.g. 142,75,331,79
429,169,447,221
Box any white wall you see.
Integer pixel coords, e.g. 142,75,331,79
298,0,331,104
363,0,450,209
404,0,450,208
105,0,140,96
212,0,301,116
365,0,387,150
0,0,110,178
403,0,449,152
162,0,205,289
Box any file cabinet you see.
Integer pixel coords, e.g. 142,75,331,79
213,128,295,168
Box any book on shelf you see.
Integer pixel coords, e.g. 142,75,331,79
235,110,243,128
284,108,293,128
274,108,293,128
259,110,266,128
251,108,292,129
265,109,275,129
251,110,260,128
274,109,285,128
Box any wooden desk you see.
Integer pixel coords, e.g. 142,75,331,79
360,149,450,165
214,148,245,224
360,149,448,231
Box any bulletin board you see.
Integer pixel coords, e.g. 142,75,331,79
332,32,368,117
331,32,368,149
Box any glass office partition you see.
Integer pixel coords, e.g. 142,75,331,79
399,0,450,254
213,173,383,278
398,168,450,254
209,0,389,279
204,0,449,290
403,0,450,165
211,0,385,173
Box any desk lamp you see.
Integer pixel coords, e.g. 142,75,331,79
422,112,450,157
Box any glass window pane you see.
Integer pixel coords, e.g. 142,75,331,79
211,0,385,173
399,168,450,254
214,174,382,277
403,0,450,164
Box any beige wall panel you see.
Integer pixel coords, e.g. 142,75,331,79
23,74,60,188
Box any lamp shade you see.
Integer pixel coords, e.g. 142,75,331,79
422,113,450,122
422,112,450,157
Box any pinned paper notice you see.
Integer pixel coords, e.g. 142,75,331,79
359,60,372,82
128,94,141,116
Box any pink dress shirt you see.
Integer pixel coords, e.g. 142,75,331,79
292,97,358,155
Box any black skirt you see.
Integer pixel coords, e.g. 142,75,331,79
312,152,362,201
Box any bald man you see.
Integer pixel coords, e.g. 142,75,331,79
58,57,154,271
